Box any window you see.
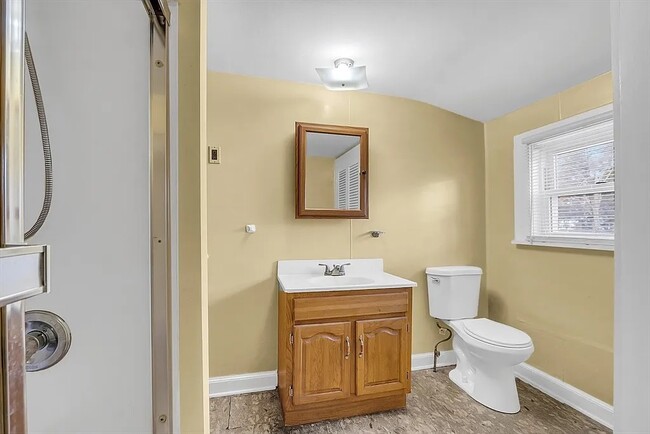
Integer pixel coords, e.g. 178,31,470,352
513,104,614,250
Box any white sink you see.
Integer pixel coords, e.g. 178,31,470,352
277,259,417,293
308,276,376,286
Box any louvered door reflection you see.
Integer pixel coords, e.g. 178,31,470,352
335,159,360,210
348,162,360,209
336,168,348,209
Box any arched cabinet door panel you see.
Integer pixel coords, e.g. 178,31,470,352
293,321,352,405
356,317,409,396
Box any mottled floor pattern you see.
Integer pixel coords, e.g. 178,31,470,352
210,367,611,433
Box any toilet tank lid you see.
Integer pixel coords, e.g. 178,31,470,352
425,266,483,276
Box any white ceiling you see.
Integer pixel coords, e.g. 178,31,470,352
207,0,611,122
307,132,360,158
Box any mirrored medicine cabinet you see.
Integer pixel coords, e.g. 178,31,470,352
295,122,369,219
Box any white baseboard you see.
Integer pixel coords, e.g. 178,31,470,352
209,370,277,398
209,352,455,398
411,350,457,371
514,363,614,429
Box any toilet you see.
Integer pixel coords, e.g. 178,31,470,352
426,266,534,414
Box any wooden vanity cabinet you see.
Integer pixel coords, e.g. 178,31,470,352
278,287,413,426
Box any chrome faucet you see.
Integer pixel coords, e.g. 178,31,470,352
318,263,351,276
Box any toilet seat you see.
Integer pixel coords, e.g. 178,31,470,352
461,318,532,349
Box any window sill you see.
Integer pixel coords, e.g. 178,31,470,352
511,239,614,252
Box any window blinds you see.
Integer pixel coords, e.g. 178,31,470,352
528,118,615,246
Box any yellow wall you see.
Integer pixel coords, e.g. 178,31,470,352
305,156,335,209
207,72,486,376
178,0,210,432
484,72,614,404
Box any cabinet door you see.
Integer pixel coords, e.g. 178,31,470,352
293,322,352,405
356,317,409,396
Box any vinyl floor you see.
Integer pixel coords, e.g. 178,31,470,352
210,367,611,433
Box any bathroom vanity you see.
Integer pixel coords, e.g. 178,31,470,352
277,259,416,426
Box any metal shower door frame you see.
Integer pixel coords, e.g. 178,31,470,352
1,0,175,432
1,1,33,432
142,1,174,433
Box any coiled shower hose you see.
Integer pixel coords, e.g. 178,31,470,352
24,33,53,240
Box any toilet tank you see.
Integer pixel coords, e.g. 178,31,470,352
426,266,483,320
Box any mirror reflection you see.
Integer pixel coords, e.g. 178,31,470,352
305,132,361,210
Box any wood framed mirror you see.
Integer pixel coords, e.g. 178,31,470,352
295,122,369,219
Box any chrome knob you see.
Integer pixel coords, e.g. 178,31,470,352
25,310,72,372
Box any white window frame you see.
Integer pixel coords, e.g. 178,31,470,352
513,104,614,251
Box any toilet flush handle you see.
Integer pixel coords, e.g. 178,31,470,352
430,277,440,284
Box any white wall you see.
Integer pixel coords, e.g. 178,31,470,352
612,0,650,432
24,1,152,432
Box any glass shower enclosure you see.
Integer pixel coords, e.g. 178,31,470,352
0,0,173,432
0,1,49,431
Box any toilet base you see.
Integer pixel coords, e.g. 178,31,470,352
449,364,521,414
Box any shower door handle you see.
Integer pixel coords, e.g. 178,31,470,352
0,245,51,305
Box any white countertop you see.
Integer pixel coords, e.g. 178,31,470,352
277,259,417,293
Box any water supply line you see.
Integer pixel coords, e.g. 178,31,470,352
24,33,53,240
433,321,452,372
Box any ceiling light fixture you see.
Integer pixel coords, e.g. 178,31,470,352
316,58,368,91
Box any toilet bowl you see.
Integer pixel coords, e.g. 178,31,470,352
444,318,533,413
425,266,534,413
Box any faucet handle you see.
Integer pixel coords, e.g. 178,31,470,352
318,263,332,275
339,263,351,274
